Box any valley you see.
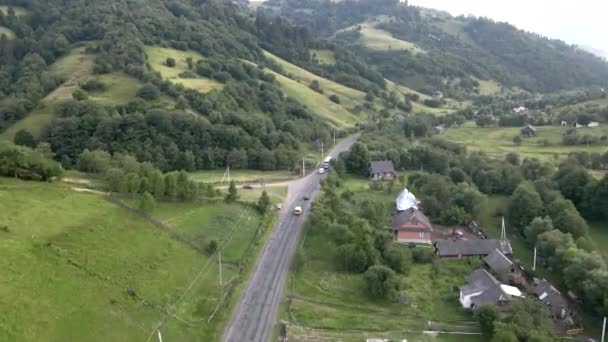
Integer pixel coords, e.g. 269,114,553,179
0,0,607,341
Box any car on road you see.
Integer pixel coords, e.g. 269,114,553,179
318,168,325,174
242,184,253,190
293,206,302,215
303,195,310,201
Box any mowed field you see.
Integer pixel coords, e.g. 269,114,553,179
0,177,266,341
442,122,608,163
282,177,483,341
1,47,144,141
145,46,223,93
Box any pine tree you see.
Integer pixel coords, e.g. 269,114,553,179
225,180,239,202
257,190,272,214
139,192,156,212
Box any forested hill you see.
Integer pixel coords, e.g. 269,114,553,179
1,0,608,175
260,0,608,94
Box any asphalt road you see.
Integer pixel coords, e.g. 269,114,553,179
223,134,359,342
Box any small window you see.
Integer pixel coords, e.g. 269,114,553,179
419,232,424,238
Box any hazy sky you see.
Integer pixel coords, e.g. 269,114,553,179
408,0,608,54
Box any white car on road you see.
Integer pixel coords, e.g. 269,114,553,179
318,168,325,174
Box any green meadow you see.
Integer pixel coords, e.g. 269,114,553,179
0,177,268,341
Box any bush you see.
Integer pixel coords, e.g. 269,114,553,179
363,265,400,299
329,94,341,104
14,129,36,148
411,247,435,263
72,88,89,101
309,80,323,93
206,239,218,255
81,79,107,92
137,83,161,100
165,57,176,67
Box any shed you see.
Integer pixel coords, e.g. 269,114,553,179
368,161,396,181
521,124,537,137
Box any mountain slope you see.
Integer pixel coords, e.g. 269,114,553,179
261,0,608,94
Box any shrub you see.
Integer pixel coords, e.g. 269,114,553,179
363,265,400,299
329,94,341,104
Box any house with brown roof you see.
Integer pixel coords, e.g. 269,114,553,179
368,161,396,181
392,208,433,244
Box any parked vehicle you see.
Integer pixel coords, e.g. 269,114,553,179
293,206,302,215
242,184,253,190
322,156,332,169
303,195,310,201
318,168,325,174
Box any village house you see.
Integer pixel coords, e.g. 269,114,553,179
521,124,537,137
368,161,396,181
433,90,444,99
392,208,433,244
513,106,527,113
391,188,433,244
532,278,571,320
459,268,523,310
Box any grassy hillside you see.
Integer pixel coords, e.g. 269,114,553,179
145,46,224,93
0,5,28,16
310,49,335,64
0,26,15,39
338,16,426,54
442,122,608,163
0,177,265,341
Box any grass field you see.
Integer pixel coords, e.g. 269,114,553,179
442,122,608,163
359,24,426,54
190,169,295,184
0,26,15,39
477,79,501,96
0,5,28,16
385,79,458,115
145,46,223,93
0,177,267,341
311,49,336,64
589,221,608,259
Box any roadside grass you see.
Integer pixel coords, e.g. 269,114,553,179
145,46,223,93
189,169,295,184
0,177,267,341
0,5,28,16
442,123,608,164
233,186,288,204
311,49,336,64
0,26,15,39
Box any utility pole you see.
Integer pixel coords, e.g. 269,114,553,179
601,316,606,342
302,158,305,177
219,249,223,287
157,329,163,342
333,130,336,146
533,247,537,271
321,141,324,160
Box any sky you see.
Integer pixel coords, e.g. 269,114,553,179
408,0,608,56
